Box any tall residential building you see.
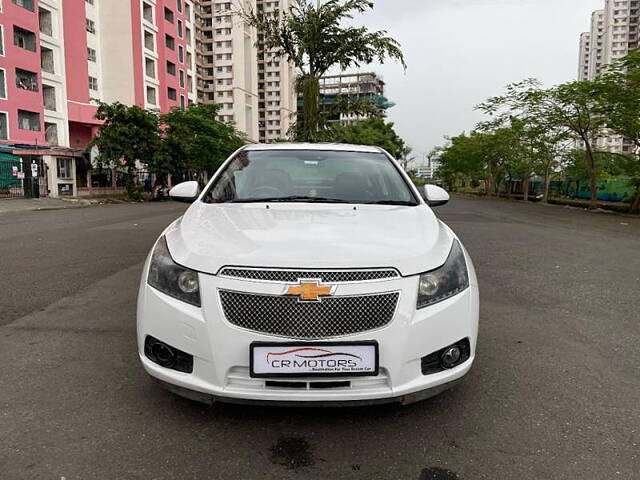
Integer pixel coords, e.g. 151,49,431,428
578,0,640,152
586,9,605,79
0,0,197,197
578,32,591,80
580,1,640,81
256,0,296,142
317,71,394,124
601,0,639,66
195,0,260,142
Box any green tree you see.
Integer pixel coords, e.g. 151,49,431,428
244,0,405,141
331,118,410,159
596,51,640,212
437,132,490,192
160,104,246,185
479,79,608,209
92,102,161,200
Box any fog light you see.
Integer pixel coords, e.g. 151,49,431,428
151,342,177,368
440,346,462,369
421,338,471,375
144,336,194,373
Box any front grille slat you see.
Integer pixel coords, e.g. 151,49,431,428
219,268,399,283
219,290,399,339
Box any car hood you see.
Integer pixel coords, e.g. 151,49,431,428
164,202,454,277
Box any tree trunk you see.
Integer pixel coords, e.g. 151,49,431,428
485,161,493,196
485,174,494,196
506,175,512,199
542,168,551,204
584,142,598,210
523,175,530,202
630,186,640,214
297,74,321,142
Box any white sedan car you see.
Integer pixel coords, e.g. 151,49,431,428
137,143,479,406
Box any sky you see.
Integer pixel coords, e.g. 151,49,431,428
343,0,605,165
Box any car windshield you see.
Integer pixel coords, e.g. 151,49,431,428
204,149,418,205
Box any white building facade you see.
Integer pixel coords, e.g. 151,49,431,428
195,0,295,142
578,1,640,152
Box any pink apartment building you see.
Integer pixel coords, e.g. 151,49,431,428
0,0,196,198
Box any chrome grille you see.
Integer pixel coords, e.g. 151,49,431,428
219,290,399,339
218,268,399,283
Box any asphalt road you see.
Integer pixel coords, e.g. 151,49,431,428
0,197,638,480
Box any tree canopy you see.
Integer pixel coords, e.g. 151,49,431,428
436,52,640,212
91,103,247,199
331,118,410,159
244,0,405,141
160,104,246,183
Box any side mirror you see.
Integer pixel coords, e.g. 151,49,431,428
420,184,450,207
169,181,200,203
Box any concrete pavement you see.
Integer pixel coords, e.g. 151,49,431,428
0,197,93,215
0,197,638,479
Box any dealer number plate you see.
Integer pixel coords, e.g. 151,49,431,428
250,341,379,378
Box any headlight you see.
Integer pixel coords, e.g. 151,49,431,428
417,239,469,309
148,236,201,307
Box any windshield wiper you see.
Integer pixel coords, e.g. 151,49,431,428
364,200,418,206
230,196,350,204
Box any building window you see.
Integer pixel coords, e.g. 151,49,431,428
177,20,183,38
185,2,190,19
178,45,184,63
87,47,96,62
0,69,5,99
0,112,8,140
165,34,175,50
180,95,185,109
164,7,174,23
88,76,98,91
14,26,36,52
45,122,58,145
41,47,55,73
18,110,40,131
39,7,53,36
168,87,177,100
12,0,35,12
179,70,185,88
166,61,176,75
86,19,96,34
186,27,191,43
0,26,4,56
57,157,73,179
177,0,183,13
144,30,155,51
16,68,38,92
145,57,155,78
85,0,94,4
42,84,56,110
146,86,156,105
142,2,153,23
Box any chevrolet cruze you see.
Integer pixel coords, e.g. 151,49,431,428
137,143,479,406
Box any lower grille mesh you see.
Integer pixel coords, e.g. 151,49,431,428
219,290,399,339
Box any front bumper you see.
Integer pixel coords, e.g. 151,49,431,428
153,376,466,407
137,260,479,405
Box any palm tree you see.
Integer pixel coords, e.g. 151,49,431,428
244,0,406,142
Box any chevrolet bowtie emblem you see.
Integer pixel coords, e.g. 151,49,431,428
285,280,336,302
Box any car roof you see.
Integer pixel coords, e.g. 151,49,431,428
243,143,384,154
